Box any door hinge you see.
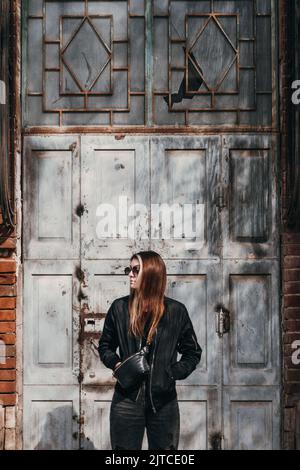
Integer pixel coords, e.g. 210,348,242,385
215,304,230,337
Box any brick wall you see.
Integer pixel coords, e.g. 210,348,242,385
0,214,17,450
0,0,19,450
280,0,300,450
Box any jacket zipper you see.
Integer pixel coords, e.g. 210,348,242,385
192,333,197,350
149,332,157,413
135,337,143,402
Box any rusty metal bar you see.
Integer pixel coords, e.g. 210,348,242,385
145,0,153,126
23,125,279,135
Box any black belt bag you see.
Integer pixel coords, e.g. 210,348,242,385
112,344,150,389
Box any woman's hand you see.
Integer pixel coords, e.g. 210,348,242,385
114,362,122,370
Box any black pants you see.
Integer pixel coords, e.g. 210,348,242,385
110,380,180,450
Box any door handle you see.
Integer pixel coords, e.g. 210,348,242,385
215,304,230,337
216,184,227,212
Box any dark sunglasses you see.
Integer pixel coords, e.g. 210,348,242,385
124,266,140,276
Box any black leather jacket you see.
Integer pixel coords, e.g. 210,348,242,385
98,295,202,413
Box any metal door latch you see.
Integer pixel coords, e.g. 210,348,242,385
215,305,230,337
216,184,227,212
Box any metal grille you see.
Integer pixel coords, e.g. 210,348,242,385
23,0,276,129
153,0,275,127
24,0,146,126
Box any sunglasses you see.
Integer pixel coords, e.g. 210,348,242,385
124,266,140,276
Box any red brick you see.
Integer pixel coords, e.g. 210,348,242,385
0,323,15,333
0,261,16,273
0,383,15,393
284,270,300,282
0,370,15,381
284,333,300,344
284,308,300,320
0,238,16,249
284,383,300,394
0,274,16,285
0,394,16,406
284,344,294,356
283,431,295,450
284,408,296,431
0,334,15,345
284,283,300,295
0,299,16,309
0,311,15,321
284,356,300,368
284,297,300,308
285,320,300,331
283,245,300,256
283,234,300,244
285,370,300,382
0,286,16,297
284,257,300,269
0,358,16,369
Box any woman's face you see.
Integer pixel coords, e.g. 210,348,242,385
129,257,141,289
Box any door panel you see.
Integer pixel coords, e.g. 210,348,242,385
23,136,81,260
80,387,115,450
177,386,221,450
222,260,280,386
79,260,129,386
223,387,280,450
23,385,80,450
81,136,150,259
24,260,80,385
222,135,279,259
165,259,220,386
81,387,151,450
150,136,221,259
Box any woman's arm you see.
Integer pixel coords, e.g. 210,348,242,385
98,300,122,371
170,305,202,380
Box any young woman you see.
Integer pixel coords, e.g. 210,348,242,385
98,250,202,450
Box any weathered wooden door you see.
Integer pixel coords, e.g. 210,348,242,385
22,0,280,449
79,135,222,449
23,136,81,450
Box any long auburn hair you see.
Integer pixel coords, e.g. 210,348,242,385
128,251,167,344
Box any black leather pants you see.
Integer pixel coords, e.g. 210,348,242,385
110,380,180,450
